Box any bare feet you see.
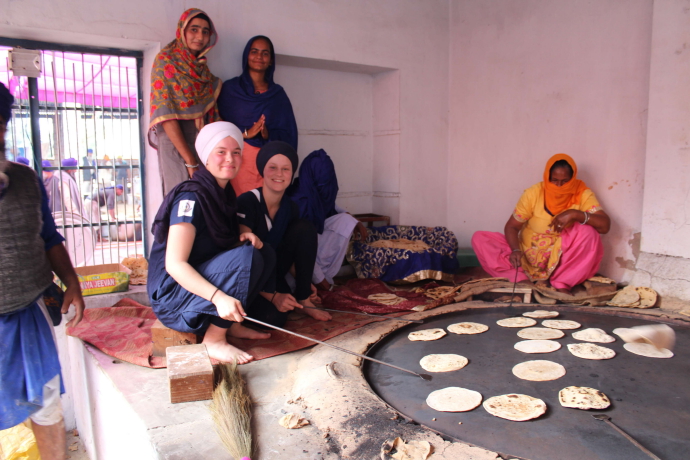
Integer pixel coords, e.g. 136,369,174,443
229,322,271,340
203,324,254,364
299,298,332,321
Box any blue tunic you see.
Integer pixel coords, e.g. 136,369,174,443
0,180,65,430
148,192,253,334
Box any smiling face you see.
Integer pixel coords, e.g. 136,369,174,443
205,136,242,187
184,17,211,55
549,166,573,187
247,38,272,73
262,154,292,194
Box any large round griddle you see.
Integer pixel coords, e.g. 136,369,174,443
364,306,690,460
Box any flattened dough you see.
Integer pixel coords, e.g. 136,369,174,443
514,340,561,354
623,342,674,358
567,343,616,360
483,394,547,421
512,360,566,381
496,317,537,328
523,310,559,319
559,386,611,410
447,322,489,335
517,327,565,340
408,328,447,341
426,387,483,412
420,354,469,372
542,319,581,330
572,328,615,343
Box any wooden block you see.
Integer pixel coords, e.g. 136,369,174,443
152,319,200,357
167,344,213,404
487,287,532,303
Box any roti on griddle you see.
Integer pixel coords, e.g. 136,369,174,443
517,327,565,340
558,386,611,410
483,394,547,421
623,342,674,358
496,317,537,328
447,322,489,335
514,340,561,354
572,328,615,343
420,354,469,372
408,328,447,341
567,343,615,360
512,360,566,381
523,310,559,319
426,387,483,412
542,319,581,330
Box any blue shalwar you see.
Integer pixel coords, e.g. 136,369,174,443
0,181,65,430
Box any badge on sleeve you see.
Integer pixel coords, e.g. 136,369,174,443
178,200,195,217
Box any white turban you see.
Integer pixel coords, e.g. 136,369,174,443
194,121,244,167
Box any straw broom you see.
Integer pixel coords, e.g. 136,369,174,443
209,361,253,460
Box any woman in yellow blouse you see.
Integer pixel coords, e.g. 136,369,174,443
472,154,611,294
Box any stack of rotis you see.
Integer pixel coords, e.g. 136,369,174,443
606,286,658,308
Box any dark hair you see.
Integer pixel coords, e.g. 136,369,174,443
549,159,573,178
192,13,211,27
250,36,274,56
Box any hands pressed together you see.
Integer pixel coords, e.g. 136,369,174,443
246,114,269,140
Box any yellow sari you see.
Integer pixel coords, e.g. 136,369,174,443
513,183,601,280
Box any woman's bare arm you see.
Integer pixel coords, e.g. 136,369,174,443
504,215,524,268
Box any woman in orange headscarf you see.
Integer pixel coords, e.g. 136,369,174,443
472,154,611,293
149,8,222,195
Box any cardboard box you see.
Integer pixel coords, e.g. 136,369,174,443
60,263,132,296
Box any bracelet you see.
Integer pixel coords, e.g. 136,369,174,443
209,288,220,303
581,211,590,226
244,129,248,138
512,249,522,253
271,292,277,303
184,163,199,169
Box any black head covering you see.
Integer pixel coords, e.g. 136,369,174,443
151,166,240,249
0,82,13,123
256,141,299,178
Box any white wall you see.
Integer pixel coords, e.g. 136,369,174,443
447,0,653,281
641,0,690,258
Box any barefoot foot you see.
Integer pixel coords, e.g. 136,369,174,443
229,322,271,340
299,298,332,321
202,325,254,364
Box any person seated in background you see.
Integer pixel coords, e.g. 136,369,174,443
237,142,331,321
218,35,298,196
472,153,611,294
148,8,221,195
288,149,367,291
88,184,124,223
148,122,284,364
44,158,84,216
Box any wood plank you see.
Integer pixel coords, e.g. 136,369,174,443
151,319,200,357
488,287,532,303
167,344,214,404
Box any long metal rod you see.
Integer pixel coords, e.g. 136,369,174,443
301,305,423,324
593,415,661,460
243,316,432,380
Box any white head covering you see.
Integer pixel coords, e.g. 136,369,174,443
194,121,244,166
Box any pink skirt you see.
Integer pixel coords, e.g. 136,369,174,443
471,224,603,290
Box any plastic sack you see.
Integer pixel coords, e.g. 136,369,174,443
0,421,41,460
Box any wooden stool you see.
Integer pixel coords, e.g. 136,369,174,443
353,213,391,228
167,344,214,404
487,287,533,303
151,319,200,357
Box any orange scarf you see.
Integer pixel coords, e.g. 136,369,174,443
543,153,588,215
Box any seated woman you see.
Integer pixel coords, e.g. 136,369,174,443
237,142,331,321
472,154,611,294
288,149,368,290
217,35,298,196
148,122,286,364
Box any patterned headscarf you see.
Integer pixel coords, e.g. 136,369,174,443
543,153,589,215
148,8,221,147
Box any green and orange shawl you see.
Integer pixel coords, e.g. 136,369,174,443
148,8,221,148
